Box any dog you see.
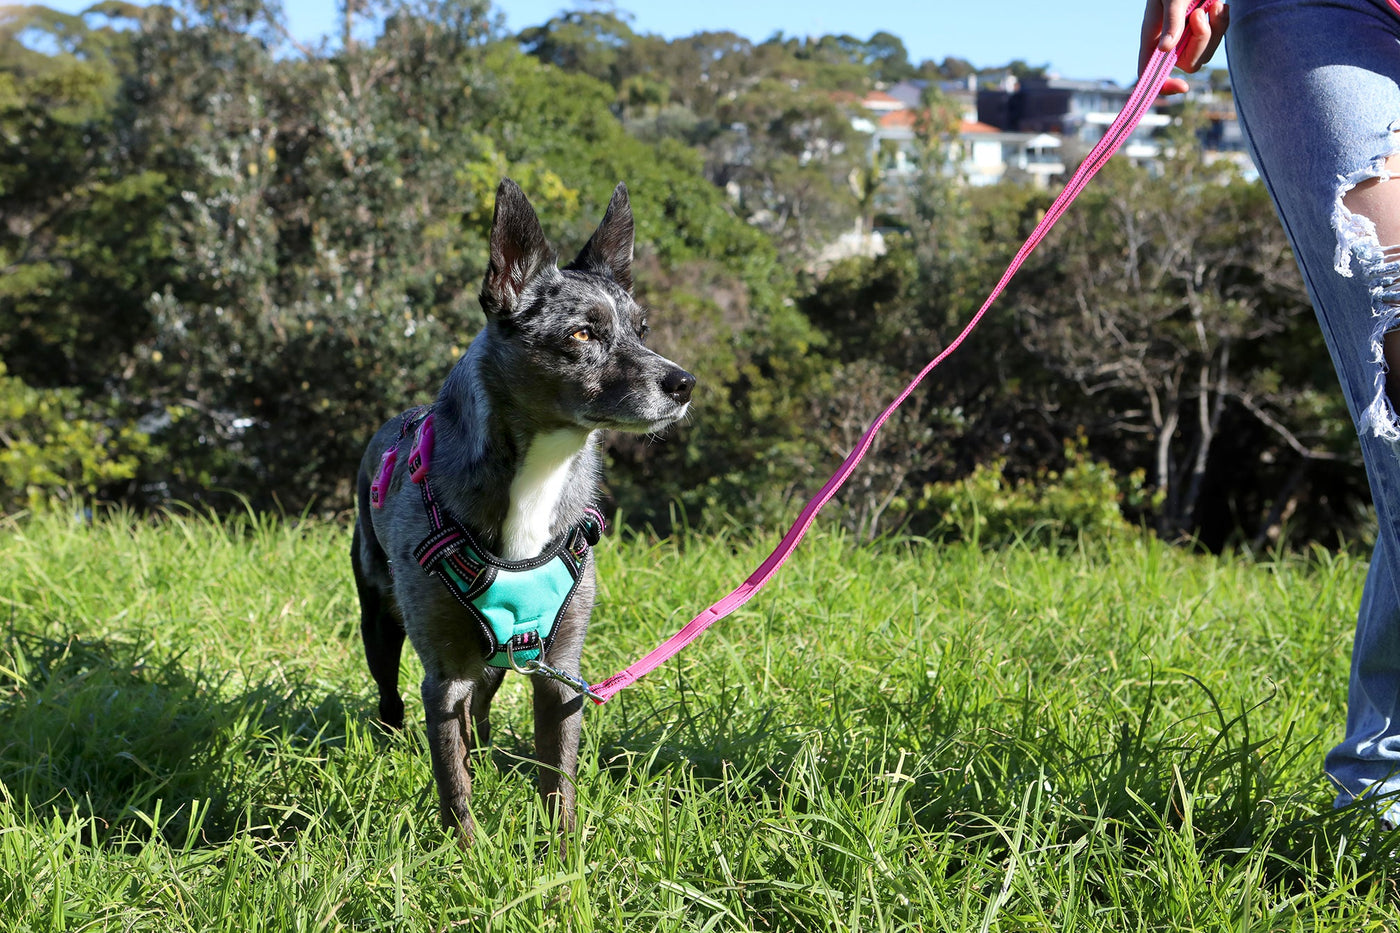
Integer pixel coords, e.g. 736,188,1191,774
350,178,695,841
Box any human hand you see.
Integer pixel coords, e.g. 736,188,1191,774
1138,0,1230,96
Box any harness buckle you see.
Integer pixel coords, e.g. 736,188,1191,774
369,448,397,509
502,641,604,703
370,406,429,509
509,631,540,654
582,507,605,546
408,413,435,483
569,507,606,558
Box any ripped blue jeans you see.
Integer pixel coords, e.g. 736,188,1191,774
1229,0,1400,820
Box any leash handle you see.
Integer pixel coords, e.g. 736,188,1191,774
587,15,1203,704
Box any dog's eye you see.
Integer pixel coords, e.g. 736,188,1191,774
637,322,650,340
571,328,594,343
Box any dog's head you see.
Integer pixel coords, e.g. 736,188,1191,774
478,178,695,434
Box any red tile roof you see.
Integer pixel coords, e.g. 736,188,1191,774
879,109,918,129
862,90,904,109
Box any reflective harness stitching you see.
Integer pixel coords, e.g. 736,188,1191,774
373,406,604,669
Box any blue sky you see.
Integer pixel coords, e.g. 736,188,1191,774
331,0,1187,85
41,0,1222,86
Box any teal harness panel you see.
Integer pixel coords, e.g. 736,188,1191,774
468,547,578,662
417,518,594,667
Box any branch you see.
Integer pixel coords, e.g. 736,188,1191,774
1234,392,1344,462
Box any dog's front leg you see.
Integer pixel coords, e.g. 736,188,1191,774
421,674,479,842
533,677,584,835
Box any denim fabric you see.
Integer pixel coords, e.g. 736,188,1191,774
1228,0,1400,819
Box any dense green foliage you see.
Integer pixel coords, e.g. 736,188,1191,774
799,146,1348,550
0,0,822,524
0,0,1359,549
0,511,1396,929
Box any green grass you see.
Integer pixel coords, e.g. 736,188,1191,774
0,508,1396,931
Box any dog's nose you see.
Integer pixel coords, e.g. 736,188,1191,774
661,368,695,404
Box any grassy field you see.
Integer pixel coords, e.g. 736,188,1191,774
0,509,1396,931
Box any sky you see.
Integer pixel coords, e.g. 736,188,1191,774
40,0,1227,87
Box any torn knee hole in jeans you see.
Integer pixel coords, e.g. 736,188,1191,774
1335,136,1400,443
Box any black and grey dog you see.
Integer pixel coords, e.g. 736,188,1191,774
351,179,695,841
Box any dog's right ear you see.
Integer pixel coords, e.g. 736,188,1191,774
481,179,557,317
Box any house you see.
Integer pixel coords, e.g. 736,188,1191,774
855,88,1067,191
956,121,1065,187
1176,76,1256,180
976,76,1169,164
845,68,1252,245
885,77,980,122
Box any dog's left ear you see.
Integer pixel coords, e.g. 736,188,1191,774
567,183,634,294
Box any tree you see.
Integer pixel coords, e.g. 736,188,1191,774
2,0,832,526
799,173,1061,540
516,6,637,88
0,2,171,392
863,31,914,84
707,77,864,260
1011,134,1346,547
930,56,976,81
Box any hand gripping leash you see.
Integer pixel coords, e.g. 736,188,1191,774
586,8,1208,704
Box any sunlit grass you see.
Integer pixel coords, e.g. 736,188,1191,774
0,508,1395,930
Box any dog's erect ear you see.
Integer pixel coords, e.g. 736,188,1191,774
567,183,634,294
482,179,557,316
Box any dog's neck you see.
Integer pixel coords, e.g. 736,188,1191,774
428,340,599,560
498,426,592,559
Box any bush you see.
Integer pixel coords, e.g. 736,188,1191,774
0,363,152,513
917,440,1149,546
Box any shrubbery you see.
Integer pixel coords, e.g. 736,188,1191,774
0,0,1364,550
917,440,1152,547
1,0,822,524
0,363,152,512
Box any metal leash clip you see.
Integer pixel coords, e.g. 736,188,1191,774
503,642,604,703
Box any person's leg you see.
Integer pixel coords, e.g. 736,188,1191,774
1333,154,1400,822
1229,0,1400,820
1341,160,1400,405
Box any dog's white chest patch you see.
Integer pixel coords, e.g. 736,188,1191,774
500,429,590,560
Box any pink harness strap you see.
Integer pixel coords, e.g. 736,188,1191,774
370,406,430,509
588,20,1203,704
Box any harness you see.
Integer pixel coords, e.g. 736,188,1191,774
371,407,604,672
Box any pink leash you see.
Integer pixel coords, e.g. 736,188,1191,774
588,16,1204,704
